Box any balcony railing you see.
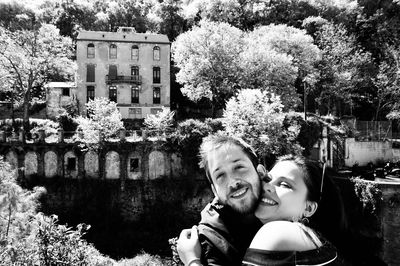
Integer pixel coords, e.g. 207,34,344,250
106,75,142,84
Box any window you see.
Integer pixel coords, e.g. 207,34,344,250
109,44,117,59
153,87,160,104
129,108,142,119
131,66,139,81
153,67,160,83
62,87,70,96
87,43,95,58
131,45,139,60
109,86,117,102
130,158,139,172
131,86,139,103
87,86,95,102
86,64,95,82
67,157,76,171
153,46,160,61
108,65,117,80
151,108,162,114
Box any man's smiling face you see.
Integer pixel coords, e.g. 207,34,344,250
208,144,261,214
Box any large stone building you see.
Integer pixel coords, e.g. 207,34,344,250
76,27,170,119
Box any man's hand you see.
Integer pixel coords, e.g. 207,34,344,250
177,226,202,266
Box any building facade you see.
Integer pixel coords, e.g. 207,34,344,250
76,27,170,119
46,82,77,119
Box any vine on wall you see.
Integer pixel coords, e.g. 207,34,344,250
352,177,382,214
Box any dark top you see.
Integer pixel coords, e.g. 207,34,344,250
242,232,342,266
197,198,262,266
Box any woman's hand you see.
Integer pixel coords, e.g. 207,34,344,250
177,226,202,266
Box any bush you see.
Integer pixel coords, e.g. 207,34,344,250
0,158,114,266
283,112,322,156
116,251,173,266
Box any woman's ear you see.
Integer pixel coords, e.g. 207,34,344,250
303,201,318,218
256,164,267,181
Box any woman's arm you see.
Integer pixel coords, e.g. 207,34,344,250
177,226,203,266
249,221,321,251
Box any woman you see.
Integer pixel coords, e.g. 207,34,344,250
177,155,348,266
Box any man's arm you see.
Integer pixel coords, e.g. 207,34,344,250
200,236,234,266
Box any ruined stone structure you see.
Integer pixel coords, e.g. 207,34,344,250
1,141,185,181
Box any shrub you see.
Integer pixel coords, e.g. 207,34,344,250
144,107,175,132
0,158,114,266
223,89,303,161
73,98,124,148
116,251,173,266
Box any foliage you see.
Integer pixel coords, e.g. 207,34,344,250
314,22,372,116
144,107,175,132
0,158,114,265
116,251,173,266
173,20,321,113
57,112,78,133
172,19,243,115
373,46,400,120
73,98,124,147
169,119,219,167
223,89,303,160
283,113,322,156
37,214,114,266
0,157,43,265
30,118,60,138
352,177,382,214
0,24,76,132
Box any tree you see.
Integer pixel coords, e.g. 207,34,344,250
0,24,76,134
241,24,321,109
314,22,372,116
223,89,303,162
172,20,243,116
374,46,400,120
74,98,124,147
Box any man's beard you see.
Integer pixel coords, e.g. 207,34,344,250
224,185,262,215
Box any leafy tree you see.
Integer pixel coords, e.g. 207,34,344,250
0,157,44,265
0,24,76,134
241,24,320,109
146,0,188,41
374,46,400,120
74,97,124,147
314,22,372,116
223,89,303,162
172,20,243,116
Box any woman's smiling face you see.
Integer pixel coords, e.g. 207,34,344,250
254,160,309,224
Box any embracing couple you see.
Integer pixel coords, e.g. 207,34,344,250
177,134,349,266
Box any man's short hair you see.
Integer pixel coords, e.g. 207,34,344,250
198,134,259,184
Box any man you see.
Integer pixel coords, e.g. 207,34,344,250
178,134,267,266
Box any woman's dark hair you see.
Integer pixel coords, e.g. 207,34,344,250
275,155,348,248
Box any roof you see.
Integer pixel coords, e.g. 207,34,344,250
46,82,76,88
77,30,170,44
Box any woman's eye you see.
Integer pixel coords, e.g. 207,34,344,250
279,182,291,188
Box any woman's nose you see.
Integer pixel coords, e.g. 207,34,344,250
263,181,275,193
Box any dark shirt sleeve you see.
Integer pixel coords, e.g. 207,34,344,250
200,237,236,266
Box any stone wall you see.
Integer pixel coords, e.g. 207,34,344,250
0,140,212,258
0,141,189,181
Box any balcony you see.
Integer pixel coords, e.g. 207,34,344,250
106,75,142,85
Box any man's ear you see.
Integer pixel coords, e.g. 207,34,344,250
303,201,318,218
256,164,267,180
